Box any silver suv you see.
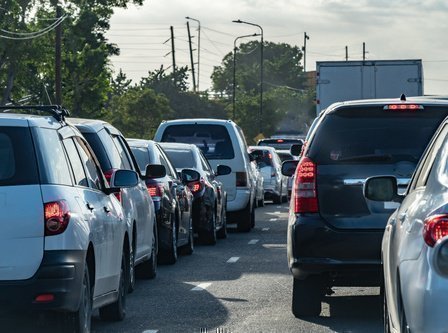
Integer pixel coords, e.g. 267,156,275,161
0,105,137,332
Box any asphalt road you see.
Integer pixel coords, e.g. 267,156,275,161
0,201,382,333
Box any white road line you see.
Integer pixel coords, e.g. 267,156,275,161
191,282,212,291
269,218,278,221
276,206,282,209
248,239,259,245
142,330,159,333
262,228,270,231
227,256,240,263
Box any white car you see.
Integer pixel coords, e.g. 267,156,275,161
154,119,257,232
364,114,448,333
0,105,137,332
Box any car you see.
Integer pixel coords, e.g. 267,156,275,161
364,113,448,333
70,119,160,292
281,96,448,317
160,142,231,244
0,105,137,332
275,149,298,198
248,156,265,207
248,146,288,204
154,119,256,232
127,139,195,264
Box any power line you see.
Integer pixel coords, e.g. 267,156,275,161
0,15,68,40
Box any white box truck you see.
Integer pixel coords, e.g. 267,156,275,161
316,59,423,114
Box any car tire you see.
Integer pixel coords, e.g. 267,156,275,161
237,201,252,232
179,215,194,255
199,208,217,245
68,263,92,333
127,238,135,293
99,250,127,321
159,214,178,265
138,222,157,279
292,277,322,317
250,199,256,228
258,196,265,207
216,206,228,239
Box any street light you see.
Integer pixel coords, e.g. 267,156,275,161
232,19,264,134
185,16,201,91
233,33,260,120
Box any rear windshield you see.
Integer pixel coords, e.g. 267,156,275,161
163,149,196,169
258,138,302,150
309,106,448,165
0,127,39,186
160,124,234,159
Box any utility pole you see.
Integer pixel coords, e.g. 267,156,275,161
185,17,201,91
345,46,348,61
55,4,62,105
170,26,176,85
186,22,197,92
303,32,310,72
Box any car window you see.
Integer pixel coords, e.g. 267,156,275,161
257,138,303,150
157,146,178,179
163,148,197,169
199,151,213,173
63,138,89,187
309,106,448,165
160,124,235,160
0,127,39,186
156,146,175,178
75,138,103,190
33,128,72,186
130,146,150,174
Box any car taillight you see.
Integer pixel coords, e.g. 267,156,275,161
147,183,164,198
236,172,248,187
44,200,70,236
189,179,204,193
104,169,122,202
384,104,424,111
293,156,318,214
423,215,448,247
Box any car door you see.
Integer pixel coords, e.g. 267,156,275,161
199,152,222,227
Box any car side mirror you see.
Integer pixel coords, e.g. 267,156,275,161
281,160,299,177
181,169,200,184
145,164,166,179
216,164,231,176
364,176,402,202
105,169,139,195
290,143,303,157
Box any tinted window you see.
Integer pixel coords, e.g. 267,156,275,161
161,124,234,159
112,135,133,170
0,127,39,186
82,131,113,171
63,138,88,187
163,149,197,169
309,106,448,165
258,138,303,150
130,146,150,174
34,128,72,186
75,138,103,190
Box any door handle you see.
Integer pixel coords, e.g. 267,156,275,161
86,203,94,211
104,206,111,213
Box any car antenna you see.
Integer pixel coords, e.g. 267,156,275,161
400,94,406,101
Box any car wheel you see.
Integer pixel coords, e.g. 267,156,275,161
127,239,135,293
159,214,178,265
216,206,227,239
250,199,256,228
179,215,194,255
138,222,157,279
292,277,322,317
199,208,217,245
68,263,92,333
99,250,127,321
237,201,252,232
258,196,265,207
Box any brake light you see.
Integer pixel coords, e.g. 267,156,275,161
236,172,248,187
423,215,448,247
189,179,204,193
147,183,164,198
34,294,55,303
276,139,284,143
293,157,318,213
384,104,424,111
44,200,70,236
104,169,122,202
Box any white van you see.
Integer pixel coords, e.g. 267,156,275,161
154,119,256,232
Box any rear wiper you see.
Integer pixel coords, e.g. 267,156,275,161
337,154,393,162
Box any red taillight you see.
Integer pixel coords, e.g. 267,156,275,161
236,172,248,187
385,104,423,111
104,169,122,202
189,180,204,193
34,294,55,303
276,139,284,143
147,183,164,198
423,215,448,247
44,200,70,236
293,156,318,214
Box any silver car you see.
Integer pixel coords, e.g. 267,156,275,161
364,114,448,333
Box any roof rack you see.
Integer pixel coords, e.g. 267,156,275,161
0,105,71,122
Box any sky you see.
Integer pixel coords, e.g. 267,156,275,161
107,0,448,95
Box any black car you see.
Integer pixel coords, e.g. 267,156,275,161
160,142,231,245
281,96,448,317
127,139,195,265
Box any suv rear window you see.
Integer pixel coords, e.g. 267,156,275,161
257,138,302,150
163,149,196,169
309,106,448,165
161,124,235,159
0,127,38,186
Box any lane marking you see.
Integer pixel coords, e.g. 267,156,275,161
191,283,212,291
269,218,278,221
276,206,282,209
248,239,259,245
142,330,159,333
263,243,287,249
227,257,240,263
262,228,270,231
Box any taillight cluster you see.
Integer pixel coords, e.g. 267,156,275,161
44,200,70,236
293,156,318,214
147,183,164,198
236,172,248,187
188,179,204,194
423,215,448,247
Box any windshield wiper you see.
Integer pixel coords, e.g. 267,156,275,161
337,154,393,162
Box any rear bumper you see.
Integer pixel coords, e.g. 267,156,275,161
288,214,383,285
227,188,251,212
0,250,86,312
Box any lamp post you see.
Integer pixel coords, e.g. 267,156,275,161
185,16,201,91
233,33,260,120
232,19,264,133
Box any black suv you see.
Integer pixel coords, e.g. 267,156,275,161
282,96,448,317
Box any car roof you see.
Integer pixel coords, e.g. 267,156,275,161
159,142,198,151
0,113,64,129
127,138,157,148
68,118,121,135
159,118,234,126
248,145,276,152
